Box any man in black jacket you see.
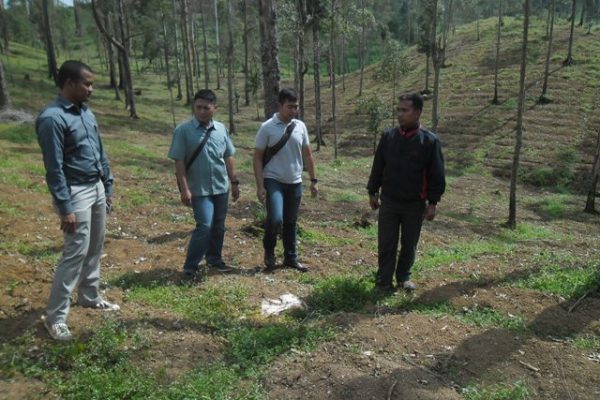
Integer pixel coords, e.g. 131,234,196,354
367,93,446,292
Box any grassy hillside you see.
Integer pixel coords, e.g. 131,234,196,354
1,14,599,400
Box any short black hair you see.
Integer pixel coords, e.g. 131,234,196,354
278,88,298,104
194,89,217,104
57,60,93,89
398,93,424,111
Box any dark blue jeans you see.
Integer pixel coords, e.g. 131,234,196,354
377,199,426,286
183,193,228,272
263,178,303,262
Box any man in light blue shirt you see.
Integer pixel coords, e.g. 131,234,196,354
37,60,119,342
253,88,318,272
168,89,239,279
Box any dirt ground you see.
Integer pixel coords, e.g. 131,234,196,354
1,159,600,400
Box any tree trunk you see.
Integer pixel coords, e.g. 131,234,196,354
42,0,58,84
171,0,183,100
180,0,194,105
358,0,366,96
330,0,338,160
192,17,201,90
578,0,586,26
74,0,83,37
441,0,453,67
226,0,235,134
200,4,210,90
313,16,323,149
0,59,10,109
564,0,576,65
242,0,250,106
258,0,281,119
0,1,8,53
431,0,442,132
162,11,177,128
91,0,138,119
214,0,222,90
539,0,556,103
584,127,600,213
104,11,120,100
492,0,503,104
508,0,530,229
296,0,307,120
476,13,480,41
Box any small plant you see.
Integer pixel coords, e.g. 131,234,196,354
307,275,373,313
462,380,534,400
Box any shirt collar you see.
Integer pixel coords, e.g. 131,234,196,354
273,113,294,125
192,116,214,130
57,95,87,112
398,124,421,138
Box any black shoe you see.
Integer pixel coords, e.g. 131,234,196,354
374,283,395,294
283,259,309,272
264,253,276,270
182,269,199,281
209,261,235,273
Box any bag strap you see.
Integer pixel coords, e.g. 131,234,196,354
263,122,296,167
185,125,215,172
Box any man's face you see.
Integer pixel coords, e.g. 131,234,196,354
279,99,299,122
397,100,421,128
67,69,94,103
193,98,216,124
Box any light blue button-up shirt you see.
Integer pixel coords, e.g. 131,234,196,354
168,117,235,196
36,96,113,215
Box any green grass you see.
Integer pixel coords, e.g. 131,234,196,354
573,334,600,352
462,380,534,400
514,262,600,298
458,305,526,332
0,122,37,144
306,275,374,313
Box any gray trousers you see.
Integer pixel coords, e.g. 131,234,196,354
47,180,106,324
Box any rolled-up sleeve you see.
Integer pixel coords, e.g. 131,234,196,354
36,116,73,215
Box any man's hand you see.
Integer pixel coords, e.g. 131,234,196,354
257,186,266,203
310,182,319,198
106,196,113,214
423,204,437,221
180,188,192,207
60,213,76,233
231,183,240,202
369,194,380,210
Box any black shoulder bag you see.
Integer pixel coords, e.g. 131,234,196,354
262,122,296,167
177,126,214,192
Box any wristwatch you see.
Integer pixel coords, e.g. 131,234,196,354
310,178,318,184
231,180,240,185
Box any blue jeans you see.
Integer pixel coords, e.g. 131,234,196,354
263,178,302,262
377,199,426,286
183,193,229,272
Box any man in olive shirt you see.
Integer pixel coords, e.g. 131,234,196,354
37,60,119,341
168,89,239,279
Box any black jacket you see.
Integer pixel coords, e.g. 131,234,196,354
367,126,446,204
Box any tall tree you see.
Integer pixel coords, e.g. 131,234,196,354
180,0,194,105
162,10,177,128
241,0,250,106
508,0,530,229
103,9,120,100
226,0,235,133
258,0,280,119
213,0,222,90
0,0,10,52
330,0,338,159
492,0,503,104
171,0,183,100
295,0,309,119
358,0,367,96
539,0,556,103
91,0,138,118
310,0,325,148
563,0,576,65
431,0,444,132
199,3,210,90
41,0,58,84
0,59,10,109
74,0,83,37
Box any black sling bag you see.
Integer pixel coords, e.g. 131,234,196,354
177,125,214,192
262,122,296,167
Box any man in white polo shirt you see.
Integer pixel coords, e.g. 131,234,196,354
253,88,318,272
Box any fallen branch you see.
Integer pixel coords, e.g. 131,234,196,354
568,288,595,313
519,360,540,372
387,379,398,400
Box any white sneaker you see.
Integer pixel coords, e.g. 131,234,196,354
41,315,73,341
94,300,120,311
